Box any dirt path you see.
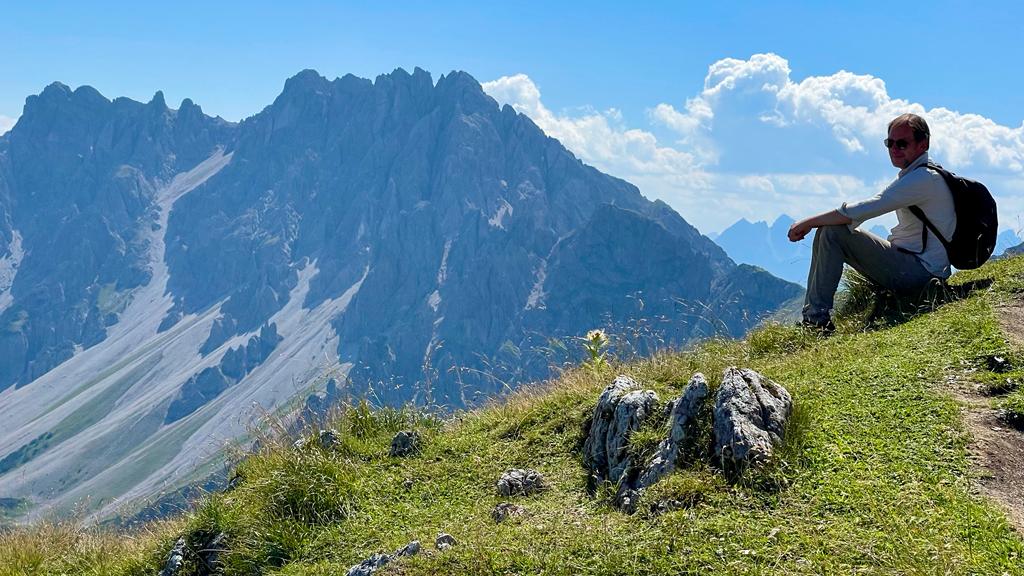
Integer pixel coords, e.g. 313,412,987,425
959,300,1024,532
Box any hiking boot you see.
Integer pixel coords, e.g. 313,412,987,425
797,317,835,336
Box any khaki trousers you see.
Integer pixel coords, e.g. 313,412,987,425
803,225,936,323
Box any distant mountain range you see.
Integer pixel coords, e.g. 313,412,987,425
996,229,1024,257
0,68,801,521
712,215,809,285
714,215,1022,285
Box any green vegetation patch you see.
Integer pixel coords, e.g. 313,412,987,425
4,256,1024,575
96,282,132,316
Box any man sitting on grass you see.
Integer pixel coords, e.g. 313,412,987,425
787,113,955,332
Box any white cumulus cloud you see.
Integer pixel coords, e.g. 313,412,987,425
484,55,1024,234
482,74,709,191
655,53,1024,173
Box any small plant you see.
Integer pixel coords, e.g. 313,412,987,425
581,329,610,370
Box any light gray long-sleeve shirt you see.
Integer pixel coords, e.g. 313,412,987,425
837,152,956,278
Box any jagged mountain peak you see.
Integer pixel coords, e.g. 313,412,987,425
38,81,72,100
23,82,109,120
148,90,167,109
435,70,493,107
281,68,332,95
436,69,478,87
772,213,795,227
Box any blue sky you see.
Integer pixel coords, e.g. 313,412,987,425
3,1,1023,233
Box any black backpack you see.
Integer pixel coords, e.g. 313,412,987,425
907,162,998,270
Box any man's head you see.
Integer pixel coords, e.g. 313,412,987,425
886,113,930,169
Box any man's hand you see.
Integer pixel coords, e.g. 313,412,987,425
788,221,813,242
787,210,852,243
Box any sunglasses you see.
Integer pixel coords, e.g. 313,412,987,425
883,138,912,151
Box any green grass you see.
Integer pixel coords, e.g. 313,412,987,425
96,283,131,317
5,256,1024,575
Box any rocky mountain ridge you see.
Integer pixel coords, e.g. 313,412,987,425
0,68,800,521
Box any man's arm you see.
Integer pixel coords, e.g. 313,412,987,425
787,210,853,242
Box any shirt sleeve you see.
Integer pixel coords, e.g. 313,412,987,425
837,170,936,223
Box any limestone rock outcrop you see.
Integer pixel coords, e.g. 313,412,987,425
713,367,793,475
582,376,659,490
636,373,708,488
159,537,186,576
583,369,792,512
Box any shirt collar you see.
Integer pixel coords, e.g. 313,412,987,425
898,151,930,178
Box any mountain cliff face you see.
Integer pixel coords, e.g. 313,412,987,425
0,84,232,387
0,68,800,520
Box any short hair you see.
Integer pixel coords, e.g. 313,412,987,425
888,113,930,142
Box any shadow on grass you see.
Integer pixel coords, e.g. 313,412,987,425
837,269,994,329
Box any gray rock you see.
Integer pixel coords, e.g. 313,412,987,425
389,430,421,457
650,498,693,516
395,540,421,557
159,537,186,576
582,376,659,489
713,367,792,474
317,429,340,450
195,532,226,576
491,502,526,523
636,373,708,488
346,540,421,576
293,429,340,450
435,532,457,550
346,553,390,576
224,472,242,492
616,487,641,515
497,468,546,496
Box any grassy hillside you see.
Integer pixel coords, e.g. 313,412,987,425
4,256,1024,575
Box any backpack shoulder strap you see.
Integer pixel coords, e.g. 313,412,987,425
899,163,951,254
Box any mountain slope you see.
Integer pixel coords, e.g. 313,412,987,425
5,255,1024,575
0,68,800,521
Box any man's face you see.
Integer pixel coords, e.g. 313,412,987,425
887,122,928,169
